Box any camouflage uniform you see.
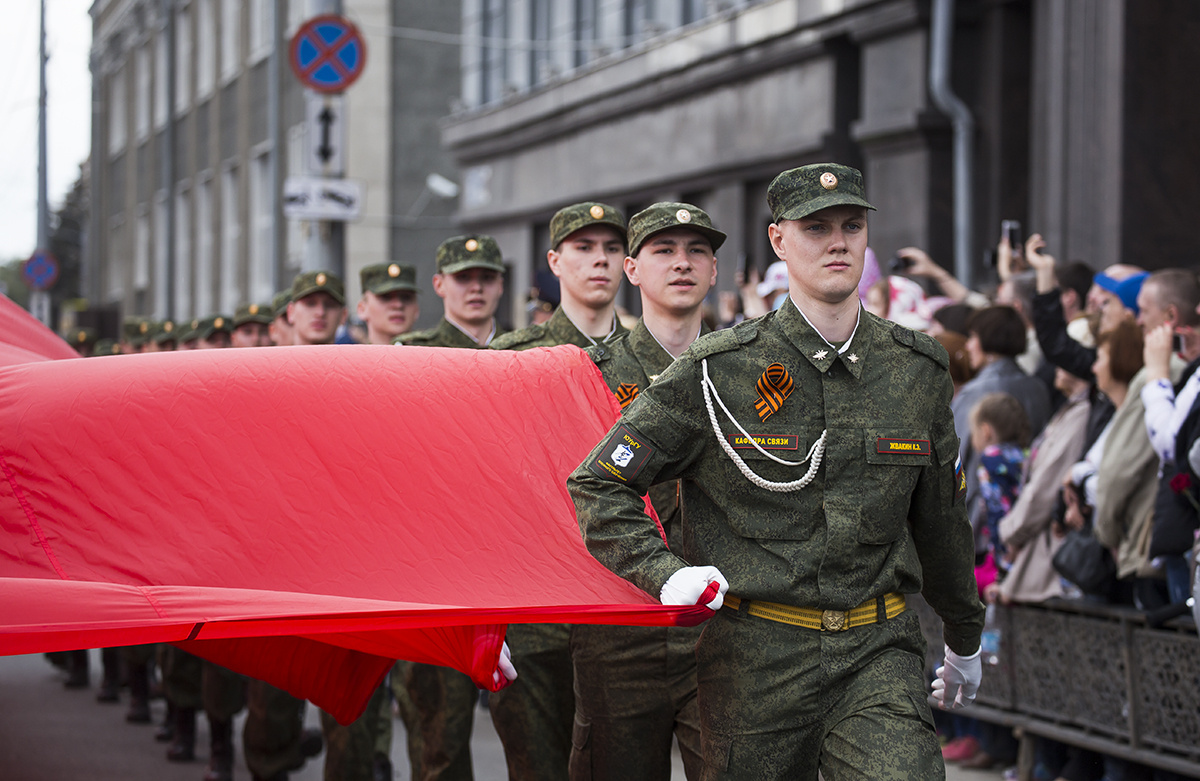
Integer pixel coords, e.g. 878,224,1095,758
568,165,983,780
396,317,506,348
488,204,628,781
570,319,708,781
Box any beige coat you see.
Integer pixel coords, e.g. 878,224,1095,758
998,391,1090,604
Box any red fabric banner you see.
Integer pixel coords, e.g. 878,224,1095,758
0,324,707,724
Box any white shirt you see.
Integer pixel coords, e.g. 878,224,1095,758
1141,365,1200,465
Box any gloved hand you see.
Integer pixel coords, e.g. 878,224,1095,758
492,641,517,688
931,644,982,710
660,566,728,610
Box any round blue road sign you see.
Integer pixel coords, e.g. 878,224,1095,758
22,250,59,291
289,15,367,94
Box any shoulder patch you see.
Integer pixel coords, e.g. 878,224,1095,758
490,323,545,351
689,322,758,360
396,328,436,346
890,324,949,369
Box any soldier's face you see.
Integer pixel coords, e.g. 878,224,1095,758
232,322,272,347
434,268,504,327
269,315,293,346
768,206,867,307
547,225,625,311
626,228,717,317
357,290,419,343
289,292,346,345
198,331,232,349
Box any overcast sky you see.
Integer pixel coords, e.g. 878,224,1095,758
0,0,93,263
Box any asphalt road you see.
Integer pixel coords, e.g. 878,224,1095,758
0,650,1002,780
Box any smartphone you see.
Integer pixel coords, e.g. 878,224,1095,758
1001,220,1022,252
1173,333,1183,353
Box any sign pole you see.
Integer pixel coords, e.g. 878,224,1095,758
32,0,50,324
303,0,340,274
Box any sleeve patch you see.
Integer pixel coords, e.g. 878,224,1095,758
588,424,656,483
954,455,967,504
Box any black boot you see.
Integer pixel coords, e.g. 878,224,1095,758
155,701,176,741
126,661,152,723
166,706,196,761
202,718,234,781
372,752,392,781
96,648,120,702
64,649,89,688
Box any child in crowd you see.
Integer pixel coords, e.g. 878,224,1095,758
970,392,1033,599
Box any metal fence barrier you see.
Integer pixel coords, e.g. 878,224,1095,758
912,596,1200,779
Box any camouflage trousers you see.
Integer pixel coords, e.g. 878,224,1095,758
569,623,703,781
696,608,943,781
202,660,247,721
243,680,309,779
488,623,574,781
162,645,203,709
404,662,478,780
320,681,392,781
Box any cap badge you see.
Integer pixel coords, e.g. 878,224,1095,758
754,363,794,422
820,172,838,190
316,273,327,286
76,331,87,342
191,319,200,329
249,304,259,315
589,205,605,220
676,209,692,223
139,322,149,334
615,383,640,410
214,317,225,328
465,239,479,252
388,264,400,277
164,322,174,332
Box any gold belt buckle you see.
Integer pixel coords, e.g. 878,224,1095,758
821,609,848,631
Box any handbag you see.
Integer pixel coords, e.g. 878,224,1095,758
1052,527,1117,596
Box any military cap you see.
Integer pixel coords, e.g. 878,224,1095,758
177,319,200,344
195,314,233,341
271,290,292,319
234,302,274,327
123,316,151,347
627,202,727,257
291,270,345,305
767,163,875,223
92,338,121,356
150,319,179,344
67,327,97,349
435,235,505,276
360,263,419,296
549,202,626,248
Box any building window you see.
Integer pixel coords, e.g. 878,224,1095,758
108,218,126,299
197,0,216,98
154,30,169,129
219,0,239,82
574,0,598,68
249,151,273,301
108,66,127,155
220,166,241,310
153,193,170,316
135,46,150,141
134,211,150,295
175,4,192,113
195,178,214,315
481,0,508,104
529,0,551,87
249,0,274,62
174,187,192,319
285,124,304,271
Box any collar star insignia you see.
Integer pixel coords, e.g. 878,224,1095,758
648,374,660,382
813,349,829,360
847,353,859,363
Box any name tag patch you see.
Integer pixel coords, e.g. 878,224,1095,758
589,424,655,483
876,437,931,455
727,434,799,450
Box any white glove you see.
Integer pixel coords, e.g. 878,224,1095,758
931,643,981,709
492,641,517,687
660,566,729,610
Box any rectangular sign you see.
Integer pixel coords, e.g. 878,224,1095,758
283,177,364,222
306,92,345,175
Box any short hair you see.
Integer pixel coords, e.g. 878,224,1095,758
1005,270,1037,318
1145,269,1200,328
966,305,1027,357
935,331,976,386
970,392,1032,449
932,302,975,337
1096,320,1145,385
1057,261,1094,306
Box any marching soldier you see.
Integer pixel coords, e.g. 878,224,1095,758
356,263,421,344
232,303,275,347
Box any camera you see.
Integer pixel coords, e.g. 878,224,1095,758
1001,220,1022,253
1173,333,1184,353
887,254,914,274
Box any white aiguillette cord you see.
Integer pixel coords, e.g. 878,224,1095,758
701,358,826,492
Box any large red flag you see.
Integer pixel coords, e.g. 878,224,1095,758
0,305,706,724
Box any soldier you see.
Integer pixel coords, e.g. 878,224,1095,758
568,163,984,779
570,202,723,781
122,317,151,354
195,315,234,349
145,319,179,352
396,235,506,348
390,235,507,781
66,326,97,357
488,202,628,781
92,338,122,356
269,291,294,346
288,272,346,346
356,263,421,344
178,320,201,351
232,303,275,347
